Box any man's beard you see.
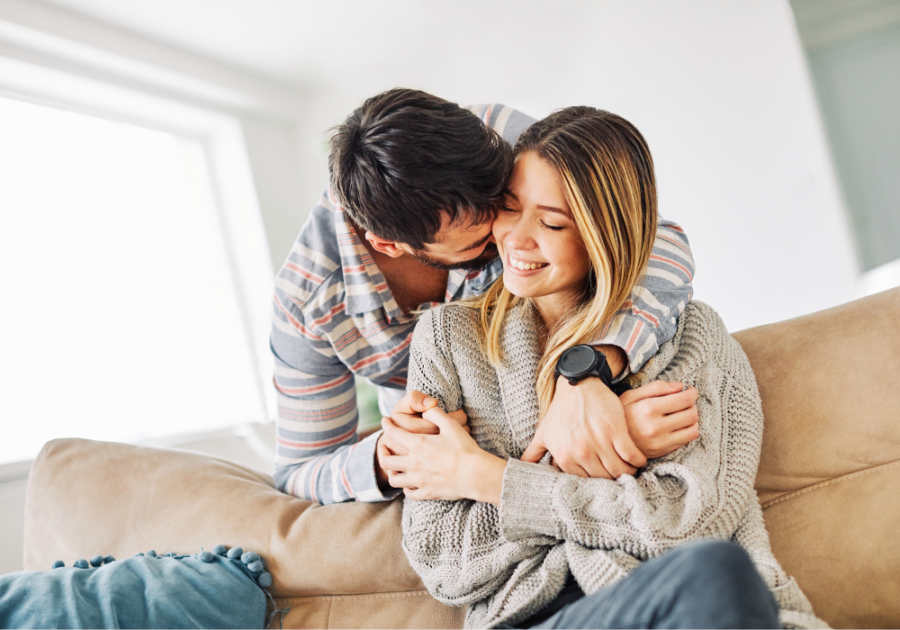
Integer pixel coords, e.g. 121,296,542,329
410,242,499,272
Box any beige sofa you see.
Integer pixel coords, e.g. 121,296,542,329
23,288,900,629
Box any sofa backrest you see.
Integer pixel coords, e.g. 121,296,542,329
734,286,900,629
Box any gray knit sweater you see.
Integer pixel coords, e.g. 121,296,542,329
401,300,826,629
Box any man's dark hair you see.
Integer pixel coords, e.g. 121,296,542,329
328,88,513,249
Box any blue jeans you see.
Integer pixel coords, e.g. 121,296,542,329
507,540,780,629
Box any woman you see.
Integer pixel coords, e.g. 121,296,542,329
380,107,824,629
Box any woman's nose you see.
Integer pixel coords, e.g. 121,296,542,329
504,220,536,250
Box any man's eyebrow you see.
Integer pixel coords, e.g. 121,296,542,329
504,189,568,216
457,230,493,253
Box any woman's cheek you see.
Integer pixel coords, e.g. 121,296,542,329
493,208,520,235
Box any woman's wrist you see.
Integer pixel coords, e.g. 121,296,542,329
463,450,507,506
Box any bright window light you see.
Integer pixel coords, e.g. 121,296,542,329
0,96,261,465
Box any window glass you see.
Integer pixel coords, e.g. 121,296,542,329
0,96,259,465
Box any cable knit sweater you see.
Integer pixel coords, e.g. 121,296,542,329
401,300,826,629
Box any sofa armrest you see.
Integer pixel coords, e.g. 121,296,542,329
23,438,464,629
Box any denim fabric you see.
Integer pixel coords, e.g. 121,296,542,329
0,551,267,629
502,540,780,630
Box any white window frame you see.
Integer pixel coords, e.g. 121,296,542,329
0,6,294,477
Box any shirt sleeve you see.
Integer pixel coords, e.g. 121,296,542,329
593,217,695,376
465,104,537,147
271,262,400,505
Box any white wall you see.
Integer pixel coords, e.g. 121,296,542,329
278,0,858,333
238,114,309,270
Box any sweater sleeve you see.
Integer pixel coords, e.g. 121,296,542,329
499,304,763,559
401,308,557,607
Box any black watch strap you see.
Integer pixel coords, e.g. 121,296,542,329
555,345,630,394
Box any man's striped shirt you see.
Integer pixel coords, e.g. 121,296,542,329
271,104,696,504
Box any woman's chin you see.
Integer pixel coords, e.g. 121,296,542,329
502,272,544,299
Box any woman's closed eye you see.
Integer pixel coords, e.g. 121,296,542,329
501,205,519,213
540,220,564,232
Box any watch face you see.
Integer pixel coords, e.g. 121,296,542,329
558,345,597,377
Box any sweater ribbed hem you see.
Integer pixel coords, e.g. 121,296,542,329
499,459,564,542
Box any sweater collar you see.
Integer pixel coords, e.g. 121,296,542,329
494,301,543,456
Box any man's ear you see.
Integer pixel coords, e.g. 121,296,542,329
365,231,408,258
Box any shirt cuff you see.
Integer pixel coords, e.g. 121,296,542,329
590,313,661,377
346,430,402,503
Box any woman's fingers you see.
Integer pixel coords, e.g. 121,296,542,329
611,433,647,471
390,412,440,434
445,409,469,427
640,410,700,457
423,407,466,435
379,454,411,472
583,455,614,480
403,488,427,500
620,380,683,405
391,390,439,416
379,433,409,457
601,446,639,478
390,473,419,490
670,422,700,447
381,416,424,451
571,453,610,479
663,407,700,432
653,387,699,415
554,458,590,478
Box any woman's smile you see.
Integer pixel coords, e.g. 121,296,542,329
507,253,549,274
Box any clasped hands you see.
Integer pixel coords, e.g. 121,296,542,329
376,377,700,503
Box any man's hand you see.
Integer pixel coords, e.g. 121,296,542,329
522,376,646,479
375,390,468,491
621,381,700,459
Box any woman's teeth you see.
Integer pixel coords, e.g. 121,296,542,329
510,257,547,271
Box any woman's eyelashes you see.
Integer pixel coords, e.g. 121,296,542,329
502,206,564,232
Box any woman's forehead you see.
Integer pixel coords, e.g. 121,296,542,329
508,153,570,215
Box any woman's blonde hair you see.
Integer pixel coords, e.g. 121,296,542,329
473,106,658,416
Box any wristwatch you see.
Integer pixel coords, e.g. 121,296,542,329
555,345,630,394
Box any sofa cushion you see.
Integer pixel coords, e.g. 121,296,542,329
734,287,900,629
23,438,464,629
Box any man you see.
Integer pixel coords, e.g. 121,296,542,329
271,89,697,504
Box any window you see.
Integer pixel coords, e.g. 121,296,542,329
0,96,267,464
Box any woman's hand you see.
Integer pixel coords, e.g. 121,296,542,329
375,391,470,492
621,381,700,459
380,407,506,504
